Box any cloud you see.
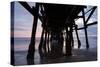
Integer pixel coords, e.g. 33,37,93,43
13,2,97,38
14,29,42,38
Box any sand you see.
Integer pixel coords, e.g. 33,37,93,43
14,48,97,66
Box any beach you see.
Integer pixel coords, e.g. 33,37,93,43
13,36,97,65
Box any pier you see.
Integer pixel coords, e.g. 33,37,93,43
13,2,97,65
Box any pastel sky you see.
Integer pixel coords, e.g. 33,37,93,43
12,2,97,38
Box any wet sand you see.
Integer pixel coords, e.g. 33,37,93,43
14,48,97,66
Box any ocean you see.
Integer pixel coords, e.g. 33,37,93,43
13,36,97,65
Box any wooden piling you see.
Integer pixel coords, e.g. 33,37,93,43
47,33,50,52
39,28,45,50
74,24,81,48
65,22,73,56
43,30,47,54
27,3,39,59
82,9,89,49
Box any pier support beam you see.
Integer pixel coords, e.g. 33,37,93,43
81,7,96,49
82,9,89,49
27,4,39,59
38,28,45,59
47,33,50,52
43,30,47,54
71,32,74,47
39,28,45,50
74,24,81,48
65,21,73,56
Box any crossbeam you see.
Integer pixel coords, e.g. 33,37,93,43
19,2,35,15
85,6,97,24
19,2,43,22
77,21,97,30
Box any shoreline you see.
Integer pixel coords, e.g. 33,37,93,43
14,48,97,65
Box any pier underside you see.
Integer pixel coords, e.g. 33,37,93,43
12,2,97,65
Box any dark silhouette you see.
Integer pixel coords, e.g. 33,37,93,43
27,4,39,59
27,58,34,65
15,2,97,65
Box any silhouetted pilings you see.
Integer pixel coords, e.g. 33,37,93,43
27,4,39,59
47,33,50,52
18,2,97,60
82,7,97,49
39,28,44,50
43,31,47,54
82,9,89,49
74,22,81,48
65,20,73,56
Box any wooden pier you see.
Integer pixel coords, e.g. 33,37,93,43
18,2,97,63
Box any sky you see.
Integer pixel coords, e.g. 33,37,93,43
13,2,42,38
12,2,97,38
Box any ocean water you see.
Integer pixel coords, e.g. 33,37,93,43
13,36,97,65
14,36,97,51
